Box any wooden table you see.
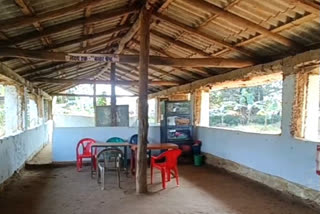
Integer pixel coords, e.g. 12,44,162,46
91,142,130,177
130,143,179,176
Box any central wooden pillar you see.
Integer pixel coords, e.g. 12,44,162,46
110,63,117,126
136,7,151,193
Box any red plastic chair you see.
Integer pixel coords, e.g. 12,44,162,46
76,138,97,172
151,149,182,189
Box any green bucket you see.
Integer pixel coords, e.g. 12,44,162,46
194,155,204,166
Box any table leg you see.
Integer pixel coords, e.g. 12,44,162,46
91,146,94,178
130,149,136,176
124,146,128,176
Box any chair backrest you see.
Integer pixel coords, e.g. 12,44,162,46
76,138,96,156
129,134,150,144
163,149,182,168
129,134,138,144
96,148,123,166
106,137,125,143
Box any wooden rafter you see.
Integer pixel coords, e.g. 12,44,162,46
127,45,203,81
293,0,320,15
33,78,181,86
186,0,301,49
0,0,115,30
0,6,138,48
153,13,256,58
0,62,51,99
51,93,136,97
0,48,255,68
14,0,52,47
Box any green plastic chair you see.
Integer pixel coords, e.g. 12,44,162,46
106,137,126,167
106,137,125,143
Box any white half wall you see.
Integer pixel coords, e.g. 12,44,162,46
0,121,53,185
53,126,160,162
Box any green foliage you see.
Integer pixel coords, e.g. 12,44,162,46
209,81,282,133
97,92,108,106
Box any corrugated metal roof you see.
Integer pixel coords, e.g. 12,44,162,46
0,0,319,94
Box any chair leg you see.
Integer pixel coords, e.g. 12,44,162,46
97,165,101,184
80,158,83,169
117,157,121,188
150,165,154,184
173,167,179,186
167,169,171,182
101,167,105,190
161,169,166,189
76,158,80,172
92,156,97,171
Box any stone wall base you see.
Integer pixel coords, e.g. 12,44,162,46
204,152,320,210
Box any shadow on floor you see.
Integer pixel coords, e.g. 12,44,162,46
0,164,318,214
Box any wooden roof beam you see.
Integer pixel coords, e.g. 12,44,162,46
186,0,302,50
33,78,180,86
21,45,116,78
14,0,52,47
292,0,320,15
152,13,256,58
0,48,255,68
0,62,51,99
47,27,128,51
51,93,136,97
0,0,118,30
0,6,138,47
150,30,212,57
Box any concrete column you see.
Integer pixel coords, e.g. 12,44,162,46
304,74,319,141
281,67,296,139
200,90,210,127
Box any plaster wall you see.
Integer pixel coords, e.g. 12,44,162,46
54,114,95,127
53,126,160,161
196,74,320,191
4,86,19,135
0,121,53,185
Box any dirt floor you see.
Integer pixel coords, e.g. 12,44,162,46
0,165,318,214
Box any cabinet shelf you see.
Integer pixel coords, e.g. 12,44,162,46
161,100,193,146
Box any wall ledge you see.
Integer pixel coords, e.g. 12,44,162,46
203,152,320,210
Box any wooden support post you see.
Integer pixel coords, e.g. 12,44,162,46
110,63,117,126
93,82,97,126
136,7,151,194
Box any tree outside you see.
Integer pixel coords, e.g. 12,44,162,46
209,81,282,134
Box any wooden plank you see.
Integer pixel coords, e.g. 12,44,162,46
32,78,181,86
0,48,255,68
0,7,138,47
150,30,211,57
186,0,301,50
115,14,141,54
110,63,117,126
0,0,113,30
51,93,136,97
153,13,256,58
293,0,320,15
136,7,151,194
47,27,128,51
14,0,52,47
